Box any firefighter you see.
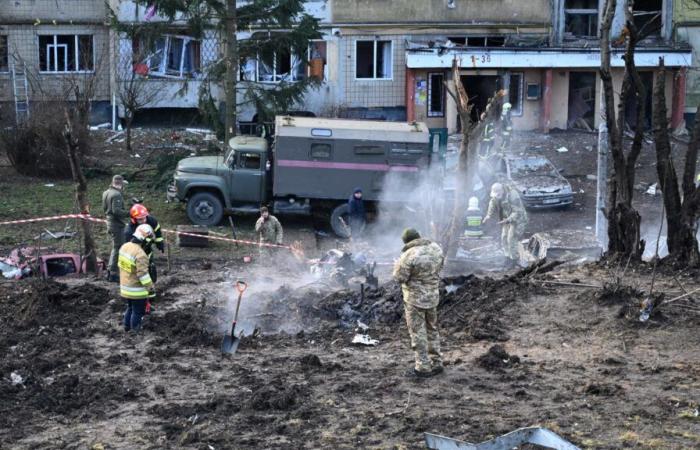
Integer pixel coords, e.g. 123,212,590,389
479,112,496,158
124,204,163,283
500,102,513,152
102,175,129,282
118,224,156,332
464,196,484,238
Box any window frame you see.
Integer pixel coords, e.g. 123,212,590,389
354,39,393,81
38,34,94,74
427,72,445,118
238,152,262,170
0,35,7,73
563,0,599,38
256,48,305,84
141,34,201,79
508,72,524,117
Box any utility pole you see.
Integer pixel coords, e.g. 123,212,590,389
224,0,238,145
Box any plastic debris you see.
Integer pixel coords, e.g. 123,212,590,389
556,146,569,153
586,174,597,181
352,334,379,346
10,372,24,385
646,183,659,195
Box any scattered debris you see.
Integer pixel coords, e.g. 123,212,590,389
645,183,659,196
10,372,24,386
586,174,597,181
89,123,111,130
425,426,581,450
351,334,379,346
33,230,76,241
476,344,520,371
556,146,569,153
43,183,55,187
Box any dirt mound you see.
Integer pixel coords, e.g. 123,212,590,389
146,305,220,348
476,345,521,372
248,383,308,411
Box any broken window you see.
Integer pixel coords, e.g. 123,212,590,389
355,40,392,80
39,35,93,72
428,72,445,117
258,46,305,83
447,37,466,45
568,71,596,130
135,35,201,79
634,0,662,36
464,36,506,47
239,152,261,170
308,40,326,80
564,0,599,38
0,36,7,72
509,72,524,116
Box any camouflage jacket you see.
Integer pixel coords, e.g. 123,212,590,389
392,238,444,309
486,186,528,226
255,215,283,244
102,186,129,227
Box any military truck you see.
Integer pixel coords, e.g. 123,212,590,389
167,116,430,236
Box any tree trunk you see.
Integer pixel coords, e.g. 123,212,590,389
224,0,238,144
125,114,133,154
653,62,700,265
63,125,98,273
600,0,644,260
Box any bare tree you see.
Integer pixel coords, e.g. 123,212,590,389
441,58,505,256
115,32,165,154
600,0,647,259
652,59,700,265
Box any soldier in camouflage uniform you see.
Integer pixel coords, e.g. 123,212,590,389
483,182,528,265
102,175,130,282
254,206,283,259
392,228,445,378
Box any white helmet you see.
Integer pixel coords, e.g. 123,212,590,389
502,102,512,112
490,182,505,199
133,224,154,241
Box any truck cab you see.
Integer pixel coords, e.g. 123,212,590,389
168,136,269,226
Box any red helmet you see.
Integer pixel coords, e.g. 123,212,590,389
130,204,149,222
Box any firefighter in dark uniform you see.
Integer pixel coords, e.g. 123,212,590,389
124,204,164,284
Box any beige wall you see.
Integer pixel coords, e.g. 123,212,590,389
0,0,106,23
341,34,406,108
0,25,111,102
413,69,448,129
333,0,550,24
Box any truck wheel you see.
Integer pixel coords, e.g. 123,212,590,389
187,192,223,226
330,204,351,238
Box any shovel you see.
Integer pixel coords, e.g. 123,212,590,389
221,281,247,354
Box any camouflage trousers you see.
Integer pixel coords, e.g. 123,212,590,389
501,222,526,261
404,302,442,372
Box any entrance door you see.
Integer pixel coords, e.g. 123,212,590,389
460,75,501,125
228,151,265,204
568,72,596,130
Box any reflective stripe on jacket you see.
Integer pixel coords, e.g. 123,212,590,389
118,242,153,299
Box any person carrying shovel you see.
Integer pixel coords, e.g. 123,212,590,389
118,224,156,332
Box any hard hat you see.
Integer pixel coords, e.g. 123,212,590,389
130,204,149,221
502,102,512,112
133,224,154,241
490,182,505,199
468,196,480,210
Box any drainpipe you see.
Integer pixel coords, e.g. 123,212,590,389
671,68,687,129
541,69,553,133
112,93,117,131
406,68,416,122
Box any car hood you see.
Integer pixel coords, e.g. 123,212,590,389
513,175,570,194
177,156,226,175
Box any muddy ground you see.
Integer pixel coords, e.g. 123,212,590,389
2,259,700,450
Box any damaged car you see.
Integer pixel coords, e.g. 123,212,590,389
491,155,574,209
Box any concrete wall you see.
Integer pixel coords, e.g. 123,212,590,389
0,25,111,102
0,0,106,23
676,26,700,112
332,0,550,24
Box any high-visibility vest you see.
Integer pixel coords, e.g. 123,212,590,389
118,242,153,299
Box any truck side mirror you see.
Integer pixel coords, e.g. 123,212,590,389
265,160,271,171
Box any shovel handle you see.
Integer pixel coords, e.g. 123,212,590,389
236,281,247,293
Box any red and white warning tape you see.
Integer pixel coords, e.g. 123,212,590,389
0,213,292,250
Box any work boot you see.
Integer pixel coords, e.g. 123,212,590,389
431,365,445,375
404,368,433,378
108,272,119,283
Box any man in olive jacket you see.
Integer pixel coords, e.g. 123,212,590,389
392,228,445,377
102,175,129,282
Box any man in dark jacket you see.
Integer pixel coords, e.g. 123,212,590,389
124,203,163,283
347,187,366,237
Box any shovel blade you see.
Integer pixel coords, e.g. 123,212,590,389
221,334,241,354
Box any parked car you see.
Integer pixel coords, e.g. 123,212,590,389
489,154,573,208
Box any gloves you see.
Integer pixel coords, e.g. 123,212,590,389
145,300,152,315
156,241,165,252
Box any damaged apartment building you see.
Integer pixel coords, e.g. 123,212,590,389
0,0,694,132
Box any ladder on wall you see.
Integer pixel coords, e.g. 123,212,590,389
11,63,30,123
